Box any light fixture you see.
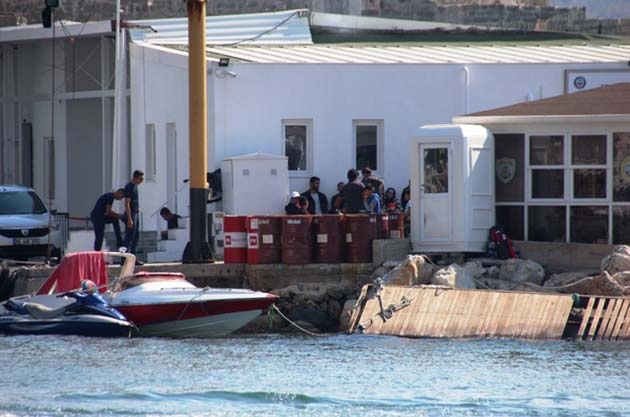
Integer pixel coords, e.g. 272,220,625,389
218,57,230,67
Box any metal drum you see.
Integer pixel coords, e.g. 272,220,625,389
376,213,389,239
312,214,344,263
344,214,377,263
247,215,282,264
281,215,313,264
388,212,405,239
223,215,247,263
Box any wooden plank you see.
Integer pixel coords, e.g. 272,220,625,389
530,294,552,339
601,299,621,340
478,291,500,337
617,299,630,340
348,284,371,333
544,296,574,339
576,297,596,340
587,298,605,341
489,292,515,338
597,298,616,340
611,299,630,340
435,288,459,338
469,291,493,338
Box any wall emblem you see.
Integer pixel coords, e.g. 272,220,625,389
496,158,516,184
21,229,29,237
573,76,587,90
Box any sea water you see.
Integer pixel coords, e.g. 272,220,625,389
1,333,629,417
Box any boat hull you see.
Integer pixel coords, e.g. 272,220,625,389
0,315,137,337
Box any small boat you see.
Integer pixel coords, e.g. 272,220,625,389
36,251,279,338
0,290,136,337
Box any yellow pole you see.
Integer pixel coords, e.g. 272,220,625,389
183,0,213,262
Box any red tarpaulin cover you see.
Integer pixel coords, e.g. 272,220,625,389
36,251,108,295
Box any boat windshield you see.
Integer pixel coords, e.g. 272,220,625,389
115,273,185,291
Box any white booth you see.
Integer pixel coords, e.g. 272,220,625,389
409,124,495,253
221,153,289,215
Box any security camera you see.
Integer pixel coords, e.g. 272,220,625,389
215,69,237,79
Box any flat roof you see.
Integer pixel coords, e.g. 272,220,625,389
198,43,630,64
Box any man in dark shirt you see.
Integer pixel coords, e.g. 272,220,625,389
330,181,345,213
123,170,144,262
301,176,328,215
90,188,124,251
341,169,365,214
159,207,182,240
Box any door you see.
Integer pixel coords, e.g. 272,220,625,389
420,144,452,242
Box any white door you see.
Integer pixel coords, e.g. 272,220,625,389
419,144,452,242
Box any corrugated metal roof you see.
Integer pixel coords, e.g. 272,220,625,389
202,44,630,64
129,9,312,45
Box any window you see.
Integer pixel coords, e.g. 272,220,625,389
613,206,630,244
354,120,383,173
572,135,606,199
145,124,156,181
570,206,608,243
283,119,311,172
528,206,566,242
613,132,630,202
530,135,564,200
495,134,524,202
496,206,524,240
423,148,448,194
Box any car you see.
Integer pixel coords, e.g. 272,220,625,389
0,185,62,261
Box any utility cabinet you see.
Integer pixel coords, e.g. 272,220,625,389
221,153,289,215
409,124,494,253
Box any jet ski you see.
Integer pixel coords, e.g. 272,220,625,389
0,280,137,337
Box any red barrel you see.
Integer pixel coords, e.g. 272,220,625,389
224,215,247,263
281,215,313,264
312,214,344,263
388,212,405,239
376,213,389,239
344,214,377,263
247,215,282,264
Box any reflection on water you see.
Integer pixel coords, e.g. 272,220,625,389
1,334,629,417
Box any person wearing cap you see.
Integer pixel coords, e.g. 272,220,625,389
361,167,385,200
285,191,308,215
301,176,328,215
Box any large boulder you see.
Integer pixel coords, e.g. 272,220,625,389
612,271,630,287
601,245,630,274
498,259,545,285
431,264,476,289
544,272,590,288
554,271,625,296
339,299,357,333
382,254,436,286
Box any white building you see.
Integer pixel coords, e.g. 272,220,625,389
2,10,630,253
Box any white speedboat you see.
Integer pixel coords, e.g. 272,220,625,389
36,251,278,338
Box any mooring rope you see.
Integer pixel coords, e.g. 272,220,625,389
272,304,328,337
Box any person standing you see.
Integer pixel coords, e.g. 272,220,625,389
341,169,365,214
301,176,328,215
361,167,385,200
123,170,144,264
362,184,382,214
285,191,308,214
329,181,345,213
90,188,125,251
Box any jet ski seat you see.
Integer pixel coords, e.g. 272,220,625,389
23,302,68,319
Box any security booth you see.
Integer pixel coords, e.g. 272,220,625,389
409,124,495,253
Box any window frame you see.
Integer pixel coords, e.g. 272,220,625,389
145,123,157,182
281,118,313,177
353,119,384,176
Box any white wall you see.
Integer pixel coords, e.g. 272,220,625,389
132,43,628,229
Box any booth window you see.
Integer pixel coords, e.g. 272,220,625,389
530,135,564,199
283,119,311,172
353,120,383,173
423,148,448,193
613,206,630,244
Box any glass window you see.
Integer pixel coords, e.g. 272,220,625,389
530,135,563,165
495,205,524,240
613,206,630,244
573,169,606,199
284,123,307,171
64,38,102,92
495,134,524,202
528,206,566,242
423,148,448,194
572,135,606,165
570,206,608,244
354,120,383,173
532,169,563,199
613,132,630,202
356,125,377,171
